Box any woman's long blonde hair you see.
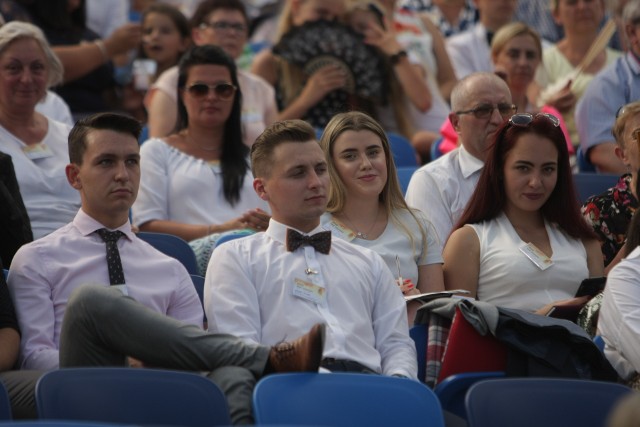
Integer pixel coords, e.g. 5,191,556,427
319,111,427,256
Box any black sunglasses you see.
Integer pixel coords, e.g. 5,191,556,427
509,113,560,128
186,83,237,100
455,103,517,119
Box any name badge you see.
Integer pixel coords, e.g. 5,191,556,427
22,143,54,160
293,278,326,305
327,219,356,241
519,242,553,270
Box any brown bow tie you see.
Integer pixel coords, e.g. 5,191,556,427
286,229,331,254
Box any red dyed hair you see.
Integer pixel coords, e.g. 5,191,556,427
453,114,596,240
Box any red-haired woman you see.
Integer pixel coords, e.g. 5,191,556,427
443,113,603,315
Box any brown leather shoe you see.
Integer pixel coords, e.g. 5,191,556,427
268,323,326,372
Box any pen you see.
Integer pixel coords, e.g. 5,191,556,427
395,255,403,284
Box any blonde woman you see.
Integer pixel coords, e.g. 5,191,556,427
319,111,444,324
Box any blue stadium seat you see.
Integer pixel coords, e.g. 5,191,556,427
137,232,198,275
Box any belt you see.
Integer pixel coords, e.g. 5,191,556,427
320,358,377,374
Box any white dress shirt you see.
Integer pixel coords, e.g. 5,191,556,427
405,146,484,253
204,219,418,379
8,209,204,370
445,23,493,79
598,246,640,380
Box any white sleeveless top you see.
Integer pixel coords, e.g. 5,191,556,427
468,213,588,312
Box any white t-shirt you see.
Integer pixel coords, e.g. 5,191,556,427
0,118,79,239
321,209,442,285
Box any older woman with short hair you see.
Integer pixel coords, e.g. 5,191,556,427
0,21,79,239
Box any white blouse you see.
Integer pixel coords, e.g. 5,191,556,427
468,213,588,312
133,138,269,227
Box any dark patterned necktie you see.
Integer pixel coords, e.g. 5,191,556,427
96,228,126,285
286,229,331,254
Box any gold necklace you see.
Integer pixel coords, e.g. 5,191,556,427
342,207,381,240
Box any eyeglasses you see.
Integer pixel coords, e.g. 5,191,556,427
509,112,560,128
199,21,247,34
186,83,237,100
455,103,517,119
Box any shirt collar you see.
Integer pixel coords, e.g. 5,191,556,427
73,209,134,240
458,145,485,179
265,218,327,247
627,50,640,75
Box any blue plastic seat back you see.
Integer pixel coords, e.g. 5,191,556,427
36,368,231,427
430,137,444,161
0,380,11,420
573,173,619,203
576,146,597,173
397,166,418,196
213,229,254,249
434,371,505,419
465,378,631,427
137,232,198,275
409,323,427,382
253,372,444,427
189,274,205,307
0,422,133,427
388,132,419,167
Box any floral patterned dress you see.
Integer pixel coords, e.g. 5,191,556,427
581,174,638,266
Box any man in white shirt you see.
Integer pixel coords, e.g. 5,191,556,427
405,72,513,253
446,0,517,79
204,119,418,379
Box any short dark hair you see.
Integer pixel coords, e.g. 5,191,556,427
190,0,248,30
68,113,142,165
251,120,316,178
454,114,596,240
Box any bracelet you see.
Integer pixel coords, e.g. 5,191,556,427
94,39,109,62
389,50,407,66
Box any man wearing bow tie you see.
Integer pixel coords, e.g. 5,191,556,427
204,120,417,379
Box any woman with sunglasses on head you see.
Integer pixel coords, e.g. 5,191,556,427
443,112,603,315
133,45,269,270
319,111,444,324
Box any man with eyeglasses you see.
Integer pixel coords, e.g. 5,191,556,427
406,72,513,253
146,0,277,146
576,0,640,174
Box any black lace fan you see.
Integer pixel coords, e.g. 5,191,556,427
273,19,387,101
